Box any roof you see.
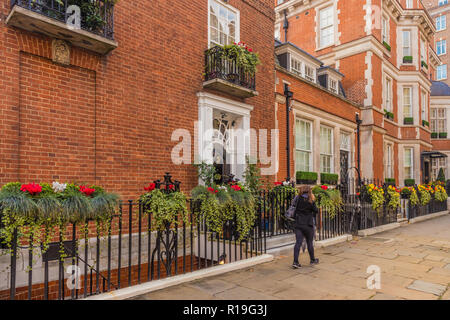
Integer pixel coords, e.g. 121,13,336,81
431,81,450,96
421,151,448,159
319,66,345,78
274,40,323,65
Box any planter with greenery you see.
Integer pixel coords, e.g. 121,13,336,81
0,182,118,254
383,41,391,52
403,56,413,63
296,171,318,185
437,168,446,184
404,179,416,187
417,184,432,206
320,173,339,185
432,132,438,139
400,187,419,205
386,185,401,210
312,185,343,218
384,109,394,120
218,42,261,75
421,61,428,69
422,120,429,127
385,178,396,186
433,184,448,202
365,183,385,214
439,132,448,139
404,117,414,125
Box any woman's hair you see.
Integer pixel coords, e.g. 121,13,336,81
298,185,313,203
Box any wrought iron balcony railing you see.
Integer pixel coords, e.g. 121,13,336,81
204,46,257,98
10,0,115,40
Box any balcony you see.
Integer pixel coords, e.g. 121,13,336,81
6,0,117,55
203,46,258,99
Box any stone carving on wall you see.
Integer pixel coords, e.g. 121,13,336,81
52,39,71,65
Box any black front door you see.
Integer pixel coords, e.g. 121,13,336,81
340,150,349,194
424,161,430,184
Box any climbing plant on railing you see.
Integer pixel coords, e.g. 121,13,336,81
312,185,343,218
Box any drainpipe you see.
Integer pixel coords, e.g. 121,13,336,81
356,113,363,185
283,9,289,43
284,84,294,181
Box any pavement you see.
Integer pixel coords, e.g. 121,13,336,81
129,214,450,300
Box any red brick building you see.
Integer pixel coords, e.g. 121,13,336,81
275,0,440,186
0,0,276,199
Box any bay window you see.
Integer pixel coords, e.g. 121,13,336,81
403,31,411,58
385,144,393,179
404,148,414,180
209,0,239,47
403,87,412,118
431,108,446,133
320,126,333,173
295,119,312,172
385,77,392,112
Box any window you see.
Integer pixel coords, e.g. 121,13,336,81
329,78,338,94
319,6,334,48
275,24,281,40
385,77,392,112
431,108,446,133
421,91,428,123
340,132,351,151
437,40,447,55
403,31,411,57
439,0,448,6
421,39,426,63
291,57,302,76
436,16,446,31
432,158,447,180
403,87,412,118
209,0,239,47
305,65,315,82
437,65,447,80
385,144,393,179
277,0,286,5
404,148,414,180
382,17,389,44
320,126,333,173
406,0,413,9
295,119,312,172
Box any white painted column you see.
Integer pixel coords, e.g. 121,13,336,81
198,106,214,165
334,126,340,175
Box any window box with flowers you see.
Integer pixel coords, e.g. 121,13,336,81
312,185,343,218
203,42,260,98
403,56,413,64
404,117,414,125
422,120,429,127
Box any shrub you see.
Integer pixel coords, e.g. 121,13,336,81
403,56,413,63
431,132,438,139
296,171,318,184
437,168,446,183
439,132,447,139
404,117,413,125
383,41,391,52
404,179,415,187
385,178,396,186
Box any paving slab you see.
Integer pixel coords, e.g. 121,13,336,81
407,280,447,296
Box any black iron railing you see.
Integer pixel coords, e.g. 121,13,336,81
11,0,115,40
408,198,448,220
204,46,256,91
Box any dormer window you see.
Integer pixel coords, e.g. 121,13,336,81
305,65,315,82
329,78,338,94
291,57,302,76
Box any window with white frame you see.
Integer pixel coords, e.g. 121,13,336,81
432,158,447,180
275,24,281,40
420,39,426,63
382,17,389,44
385,144,393,179
320,126,333,173
319,6,334,48
439,0,448,6
329,78,338,94
291,57,302,76
340,132,351,152
209,0,239,47
421,91,428,123
404,148,414,180
436,16,446,31
403,31,411,58
406,0,413,8
437,65,447,80
305,65,315,82
437,39,447,55
385,77,392,112
403,87,412,118
431,108,446,133
295,119,312,172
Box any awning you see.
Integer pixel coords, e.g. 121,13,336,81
421,151,448,159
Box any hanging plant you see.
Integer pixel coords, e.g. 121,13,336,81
312,185,343,218
417,184,432,206
140,185,188,232
365,184,385,214
221,42,261,74
433,184,448,202
386,185,401,210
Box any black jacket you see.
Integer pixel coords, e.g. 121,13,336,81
294,196,318,228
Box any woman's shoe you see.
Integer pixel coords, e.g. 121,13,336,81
310,258,319,265
292,262,302,269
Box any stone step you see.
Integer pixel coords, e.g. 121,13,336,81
265,233,296,249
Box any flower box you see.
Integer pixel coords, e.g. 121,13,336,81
404,117,414,125
320,173,339,185
385,178,396,186
422,120,429,127
432,132,438,139
383,41,391,52
421,61,428,69
296,171,318,185
384,110,394,120
439,132,448,139
403,56,413,64
404,179,415,187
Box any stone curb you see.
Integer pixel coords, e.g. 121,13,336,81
82,254,274,300
408,210,449,224
357,222,401,237
267,234,352,255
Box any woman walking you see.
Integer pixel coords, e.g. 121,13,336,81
292,185,319,269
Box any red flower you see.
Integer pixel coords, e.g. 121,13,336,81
321,185,328,191
169,184,175,190
274,182,283,186
208,187,218,194
231,185,241,191
79,185,96,197
248,48,253,52
144,183,156,192
356,192,361,196
20,183,42,196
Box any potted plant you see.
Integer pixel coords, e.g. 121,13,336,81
312,185,343,218
385,178,396,186
421,61,428,69
383,41,391,52
403,56,413,64
439,132,448,139
404,117,414,125
422,120,429,127
384,109,394,120
296,171,318,185
320,173,339,185
432,132,438,139
404,179,415,187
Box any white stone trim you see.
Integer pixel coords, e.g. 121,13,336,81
364,51,373,107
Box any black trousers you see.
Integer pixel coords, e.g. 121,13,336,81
293,225,315,263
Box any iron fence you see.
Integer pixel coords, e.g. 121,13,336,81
11,0,115,40
204,46,256,91
407,198,448,220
